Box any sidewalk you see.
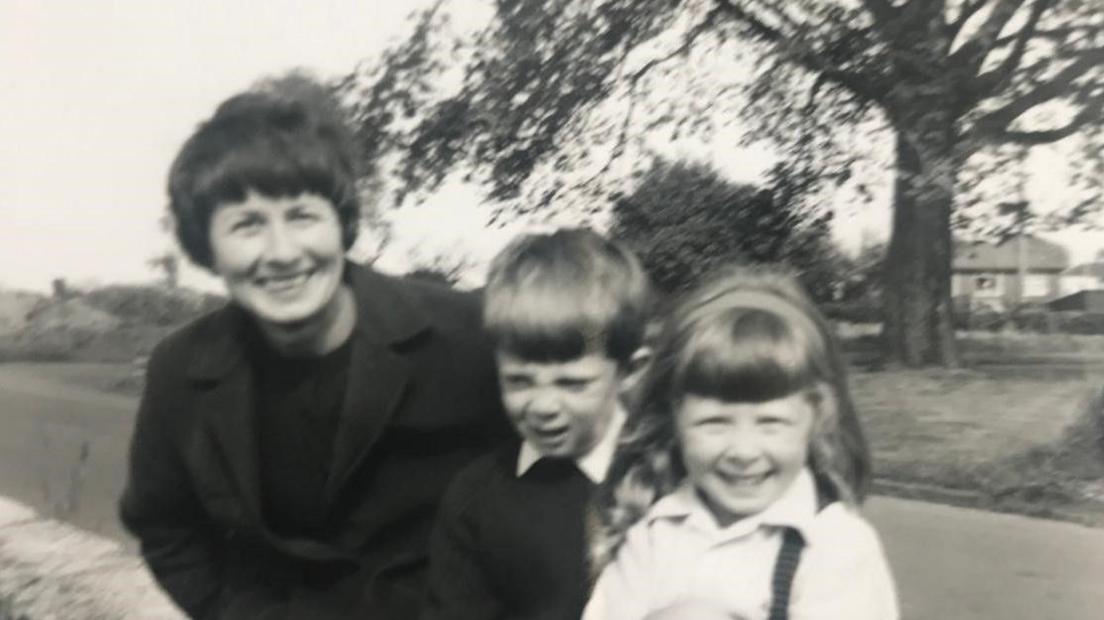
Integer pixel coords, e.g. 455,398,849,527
866,495,1104,620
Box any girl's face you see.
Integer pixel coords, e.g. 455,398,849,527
676,391,816,527
209,191,346,332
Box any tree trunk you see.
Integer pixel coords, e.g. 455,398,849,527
882,123,961,367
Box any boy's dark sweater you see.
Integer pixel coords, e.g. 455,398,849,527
421,441,595,620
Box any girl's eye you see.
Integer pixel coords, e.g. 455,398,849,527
757,417,789,429
694,417,729,429
556,378,591,391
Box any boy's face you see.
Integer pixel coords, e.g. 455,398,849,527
496,351,624,458
676,392,815,527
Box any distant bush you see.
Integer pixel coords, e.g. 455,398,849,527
1059,312,1104,335
81,285,224,327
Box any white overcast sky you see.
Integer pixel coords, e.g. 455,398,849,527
0,1,1097,293
0,0,454,292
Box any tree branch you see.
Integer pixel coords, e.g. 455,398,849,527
861,0,899,27
946,0,989,42
972,0,1055,98
950,0,1029,71
1002,100,1104,144
569,4,728,196
970,47,1104,139
713,0,887,103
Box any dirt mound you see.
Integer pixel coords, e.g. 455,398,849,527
0,285,224,363
0,290,46,335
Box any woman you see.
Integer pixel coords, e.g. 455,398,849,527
119,77,508,619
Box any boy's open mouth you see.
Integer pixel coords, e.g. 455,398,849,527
531,425,570,443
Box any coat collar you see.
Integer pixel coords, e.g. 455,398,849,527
185,262,433,535
185,262,431,381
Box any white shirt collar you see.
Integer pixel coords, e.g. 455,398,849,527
646,468,820,544
516,404,626,484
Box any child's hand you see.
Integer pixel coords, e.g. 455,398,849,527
642,601,746,620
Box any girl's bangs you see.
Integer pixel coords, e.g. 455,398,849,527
677,309,819,403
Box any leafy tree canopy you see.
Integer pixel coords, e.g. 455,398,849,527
343,0,1103,366
610,158,841,300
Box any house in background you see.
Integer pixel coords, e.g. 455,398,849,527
1058,262,1104,296
951,235,1070,312
1047,262,1104,312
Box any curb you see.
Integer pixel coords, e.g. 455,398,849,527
0,496,183,620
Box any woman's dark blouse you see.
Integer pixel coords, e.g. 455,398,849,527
250,332,353,538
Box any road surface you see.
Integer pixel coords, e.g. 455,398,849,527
1,362,1101,619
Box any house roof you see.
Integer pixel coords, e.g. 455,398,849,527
1063,262,1104,278
953,236,1069,272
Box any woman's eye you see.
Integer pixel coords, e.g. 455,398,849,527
230,218,261,233
289,208,320,222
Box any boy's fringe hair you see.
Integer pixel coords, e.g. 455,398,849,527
589,265,871,574
483,228,652,365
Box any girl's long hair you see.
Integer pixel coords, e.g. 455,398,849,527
589,265,871,572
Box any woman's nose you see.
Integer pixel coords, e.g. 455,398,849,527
261,222,301,264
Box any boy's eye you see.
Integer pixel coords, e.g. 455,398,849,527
501,375,533,390
555,377,592,391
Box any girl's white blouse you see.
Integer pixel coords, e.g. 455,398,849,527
583,469,899,620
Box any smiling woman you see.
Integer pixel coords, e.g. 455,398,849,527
208,191,354,355
118,75,509,620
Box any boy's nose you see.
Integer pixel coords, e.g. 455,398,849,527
526,392,562,419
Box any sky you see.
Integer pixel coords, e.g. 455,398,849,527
0,1,1098,293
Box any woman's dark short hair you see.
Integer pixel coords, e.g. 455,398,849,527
167,76,361,269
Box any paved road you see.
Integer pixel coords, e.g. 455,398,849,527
1,363,1102,619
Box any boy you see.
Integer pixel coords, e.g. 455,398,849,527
421,228,652,620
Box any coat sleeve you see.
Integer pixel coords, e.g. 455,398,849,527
119,343,287,620
118,342,227,618
420,468,504,620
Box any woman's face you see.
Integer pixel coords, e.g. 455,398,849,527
208,190,346,330
676,391,815,526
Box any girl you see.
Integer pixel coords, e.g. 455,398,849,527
583,266,898,620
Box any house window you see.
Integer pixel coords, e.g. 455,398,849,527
974,275,1002,296
1023,274,1049,297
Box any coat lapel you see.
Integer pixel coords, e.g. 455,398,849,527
325,265,430,502
187,306,263,524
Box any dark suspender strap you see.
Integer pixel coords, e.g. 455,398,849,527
767,527,806,620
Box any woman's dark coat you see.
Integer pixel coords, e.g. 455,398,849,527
119,264,508,619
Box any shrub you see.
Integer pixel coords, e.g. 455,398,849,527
1058,312,1104,335
82,286,224,327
